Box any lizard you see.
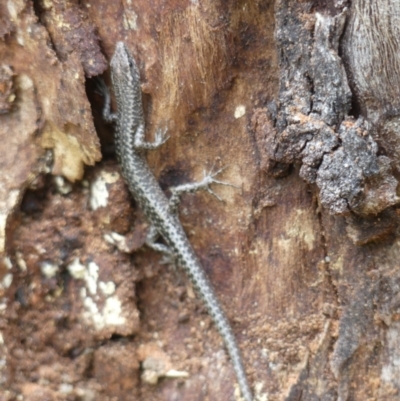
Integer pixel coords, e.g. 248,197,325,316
99,41,253,401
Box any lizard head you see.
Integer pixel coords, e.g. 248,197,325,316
110,42,140,84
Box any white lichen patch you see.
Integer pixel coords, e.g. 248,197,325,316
40,261,59,278
67,258,125,331
15,251,27,271
54,175,73,195
234,105,246,119
0,274,13,290
86,262,99,295
59,383,74,394
104,231,131,253
67,258,98,295
254,381,269,401
99,281,115,295
90,175,109,210
67,258,87,280
0,258,12,291
3,257,12,270
164,369,189,379
90,170,120,211
102,297,126,326
82,294,125,331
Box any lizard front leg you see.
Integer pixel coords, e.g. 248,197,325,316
133,125,169,150
96,78,118,123
168,167,237,214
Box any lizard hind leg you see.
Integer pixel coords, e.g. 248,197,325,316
145,225,176,264
168,166,238,214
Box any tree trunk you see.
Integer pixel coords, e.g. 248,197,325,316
0,1,399,400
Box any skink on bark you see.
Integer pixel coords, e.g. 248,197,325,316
101,41,253,401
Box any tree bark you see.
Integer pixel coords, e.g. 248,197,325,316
0,1,399,401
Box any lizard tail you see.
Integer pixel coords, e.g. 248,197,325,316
179,251,253,401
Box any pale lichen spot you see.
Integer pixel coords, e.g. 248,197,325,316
68,259,98,295
18,74,34,90
40,261,59,278
15,251,27,271
3,257,12,270
99,281,116,295
234,105,246,119
54,176,73,195
86,262,99,295
81,293,125,330
104,231,131,253
80,286,87,299
102,296,125,326
90,170,120,210
67,257,86,280
0,274,12,290
254,381,269,401
90,174,109,210
59,383,74,394
69,259,124,331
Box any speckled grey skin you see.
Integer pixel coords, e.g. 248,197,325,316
102,42,253,401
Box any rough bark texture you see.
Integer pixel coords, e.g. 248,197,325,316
1,1,400,401
262,2,399,217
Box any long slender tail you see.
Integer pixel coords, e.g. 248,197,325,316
179,249,253,401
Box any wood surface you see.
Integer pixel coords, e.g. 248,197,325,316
1,1,399,400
